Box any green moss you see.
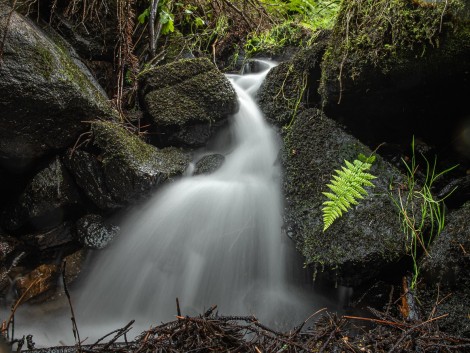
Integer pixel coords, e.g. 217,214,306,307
142,58,237,126
320,0,466,103
34,44,55,79
91,121,189,175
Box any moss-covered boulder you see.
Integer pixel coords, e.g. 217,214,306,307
258,31,329,127
283,109,407,286
66,121,190,210
2,157,81,232
141,58,238,147
319,0,470,164
418,203,470,337
0,4,115,171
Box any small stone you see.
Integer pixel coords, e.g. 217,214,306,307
76,214,119,249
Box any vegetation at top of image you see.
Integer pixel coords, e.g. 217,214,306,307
322,153,376,231
320,0,466,103
390,137,458,289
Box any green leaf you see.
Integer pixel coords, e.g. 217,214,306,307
322,155,376,231
194,17,205,27
161,19,174,35
138,8,150,24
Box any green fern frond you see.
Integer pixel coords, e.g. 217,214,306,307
322,155,376,231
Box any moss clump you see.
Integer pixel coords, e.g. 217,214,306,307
91,120,189,176
142,58,237,127
320,0,465,103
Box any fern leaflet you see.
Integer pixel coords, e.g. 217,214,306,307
322,154,376,231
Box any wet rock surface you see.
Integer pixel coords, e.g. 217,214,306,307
2,157,81,232
283,108,407,286
141,58,238,147
0,4,115,171
194,154,225,175
66,121,190,210
418,203,470,337
14,263,61,302
76,214,119,249
258,31,329,127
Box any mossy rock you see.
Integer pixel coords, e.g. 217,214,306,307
418,203,470,337
66,121,190,210
283,108,407,286
318,0,470,164
257,30,329,127
141,58,238,147
0,4,115,171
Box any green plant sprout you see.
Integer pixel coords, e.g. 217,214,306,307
391,137,458,289
322,153,376,231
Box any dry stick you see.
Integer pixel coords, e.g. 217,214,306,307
89,320,135,349
101,320,135,351
5,277,42,335
291,307,328,337
343,315,410,329
176,297,181,317
387,314,448,353
62,261,82,352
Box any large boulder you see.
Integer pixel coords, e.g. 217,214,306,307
141,57,238,147
319,0,470,166
283,109,407,286
418,203,470,337
65,121,190,210
0,4,115,171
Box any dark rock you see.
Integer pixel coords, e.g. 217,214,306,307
21,222,74,251
3,157,81,232
48,1,118,60
0,234,21,263
0,4,115,171
76,214,119,249
63,249,88,284
141,58,238,147
66,121,190,210
65,149,118,210
194,154,225,175
257,31,330,127
319,0,470,167
419,203,470,337
437,174,470,208
283,109,407,287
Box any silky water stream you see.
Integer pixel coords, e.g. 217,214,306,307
9,61,346,346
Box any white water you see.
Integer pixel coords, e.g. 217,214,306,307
7,61,339,346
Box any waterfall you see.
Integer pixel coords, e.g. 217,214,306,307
7,61,336,346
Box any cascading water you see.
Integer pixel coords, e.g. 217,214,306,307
77,60,288,326
8,61,338,345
